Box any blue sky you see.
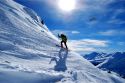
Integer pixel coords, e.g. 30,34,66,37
15,0,125,53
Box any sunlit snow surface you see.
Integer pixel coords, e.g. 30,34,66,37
0,0,125,83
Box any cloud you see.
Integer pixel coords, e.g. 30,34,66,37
71,31,80,34
99,30,125,36
68,39,109,52
33,0,115,13
111,9,125,19
99,30,116,36
108,19,125,24
117,42,125,46
51,30,80,35
52,30,69,35
108,9,125,24
78,0,114,10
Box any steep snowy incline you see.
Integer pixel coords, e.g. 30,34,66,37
0,0,125,83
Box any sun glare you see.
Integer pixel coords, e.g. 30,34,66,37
58,0,76,12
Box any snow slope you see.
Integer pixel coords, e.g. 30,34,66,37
0,0,125,83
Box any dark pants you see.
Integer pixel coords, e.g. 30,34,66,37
61,41,68,49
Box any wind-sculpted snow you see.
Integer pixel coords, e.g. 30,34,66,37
0,0,125,83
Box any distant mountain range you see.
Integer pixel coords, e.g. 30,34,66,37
83,52,112,66
83,52,125,78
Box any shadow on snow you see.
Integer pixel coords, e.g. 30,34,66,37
50,48,68,72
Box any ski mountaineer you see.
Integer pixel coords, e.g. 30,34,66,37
58,34,68,49
41,20,44,25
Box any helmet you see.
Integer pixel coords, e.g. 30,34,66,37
61,34,64,36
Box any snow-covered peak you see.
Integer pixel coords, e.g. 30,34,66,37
83,52,110,60
98,52,125,78
0,0,125,83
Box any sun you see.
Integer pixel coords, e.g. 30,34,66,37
58,0,76,12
